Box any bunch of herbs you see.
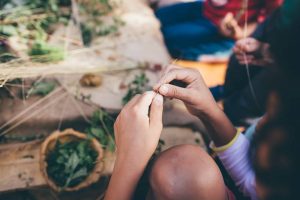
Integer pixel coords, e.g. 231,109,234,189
46,139,98,189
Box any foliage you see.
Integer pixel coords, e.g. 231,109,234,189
0,0,71,62
27,81,56,96
80,23,93,46
122,73,150,105
0,0,71,38
1,0,123,59
85,109,116,152
78,1,124,46
0,53,17,63
46,139,98,188
0,133,46,143
28,40,64,62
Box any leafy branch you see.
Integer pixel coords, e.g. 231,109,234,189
122,73,150,105
85,109,116,152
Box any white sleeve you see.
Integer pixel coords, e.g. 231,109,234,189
216,134,258,200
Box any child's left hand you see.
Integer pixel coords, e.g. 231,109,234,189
114,91,164,164
233,38,274,66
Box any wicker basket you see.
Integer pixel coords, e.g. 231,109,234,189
40,129,104,192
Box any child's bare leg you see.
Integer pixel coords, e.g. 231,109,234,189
147,145,228,200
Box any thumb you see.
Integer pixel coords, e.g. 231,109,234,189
159,84,190,102
149,94,163,130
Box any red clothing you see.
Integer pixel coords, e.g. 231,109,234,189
203,0,283,26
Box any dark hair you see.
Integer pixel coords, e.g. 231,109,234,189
250,4,300,199
251,117,300,200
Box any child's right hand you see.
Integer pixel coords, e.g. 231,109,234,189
153,65,219,118
219,13,243,40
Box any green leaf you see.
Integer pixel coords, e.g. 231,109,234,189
122,73,150,105
0,25,18,36
90,127,106,140
71,167,88,180
29,81,56,96
65,151,79,171
29,40,65,63
107,139,115,152
56,155,65,164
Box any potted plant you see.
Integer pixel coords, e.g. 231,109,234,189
40,129,104,192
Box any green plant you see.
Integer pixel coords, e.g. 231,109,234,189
28,40,64,62
0,0,71,62
0,53,17,63
27,81,56,96
46,139,98,188
80,23,93,46
78,1,124,46
86,109,116,152
122,73,150,105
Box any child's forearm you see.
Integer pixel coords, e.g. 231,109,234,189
105,157,147,200
198,104,237,147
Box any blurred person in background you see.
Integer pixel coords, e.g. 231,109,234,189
153,0,282,61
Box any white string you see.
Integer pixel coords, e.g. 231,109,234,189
0,92,68,137
3,85,18,99
0,87,63,130
59,81,91,123
21,78,26,105
242,0,261,110
56,94,69,131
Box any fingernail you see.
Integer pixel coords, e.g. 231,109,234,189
154,94,163,104
159,85,168,95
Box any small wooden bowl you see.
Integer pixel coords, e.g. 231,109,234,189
40,129,104,192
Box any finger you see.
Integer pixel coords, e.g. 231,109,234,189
231,20,239,30
154,68,195,91
234,41,244,52
236,54,254,61
240,58,254,65
158,84,190,103
224,12,234,21
233,45,240,53
160,64,180,79
123,94,141,109
154,64,182,90
134,91,156,115
149,94,164,131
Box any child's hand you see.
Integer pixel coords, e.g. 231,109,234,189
114,91,163,164
219,13,243,40
153,65,219,118
233,38,274,66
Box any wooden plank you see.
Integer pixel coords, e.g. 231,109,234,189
0,140,45,192
0,141,116,192
0,125,206,193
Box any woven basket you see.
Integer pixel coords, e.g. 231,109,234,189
40,129,104,192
